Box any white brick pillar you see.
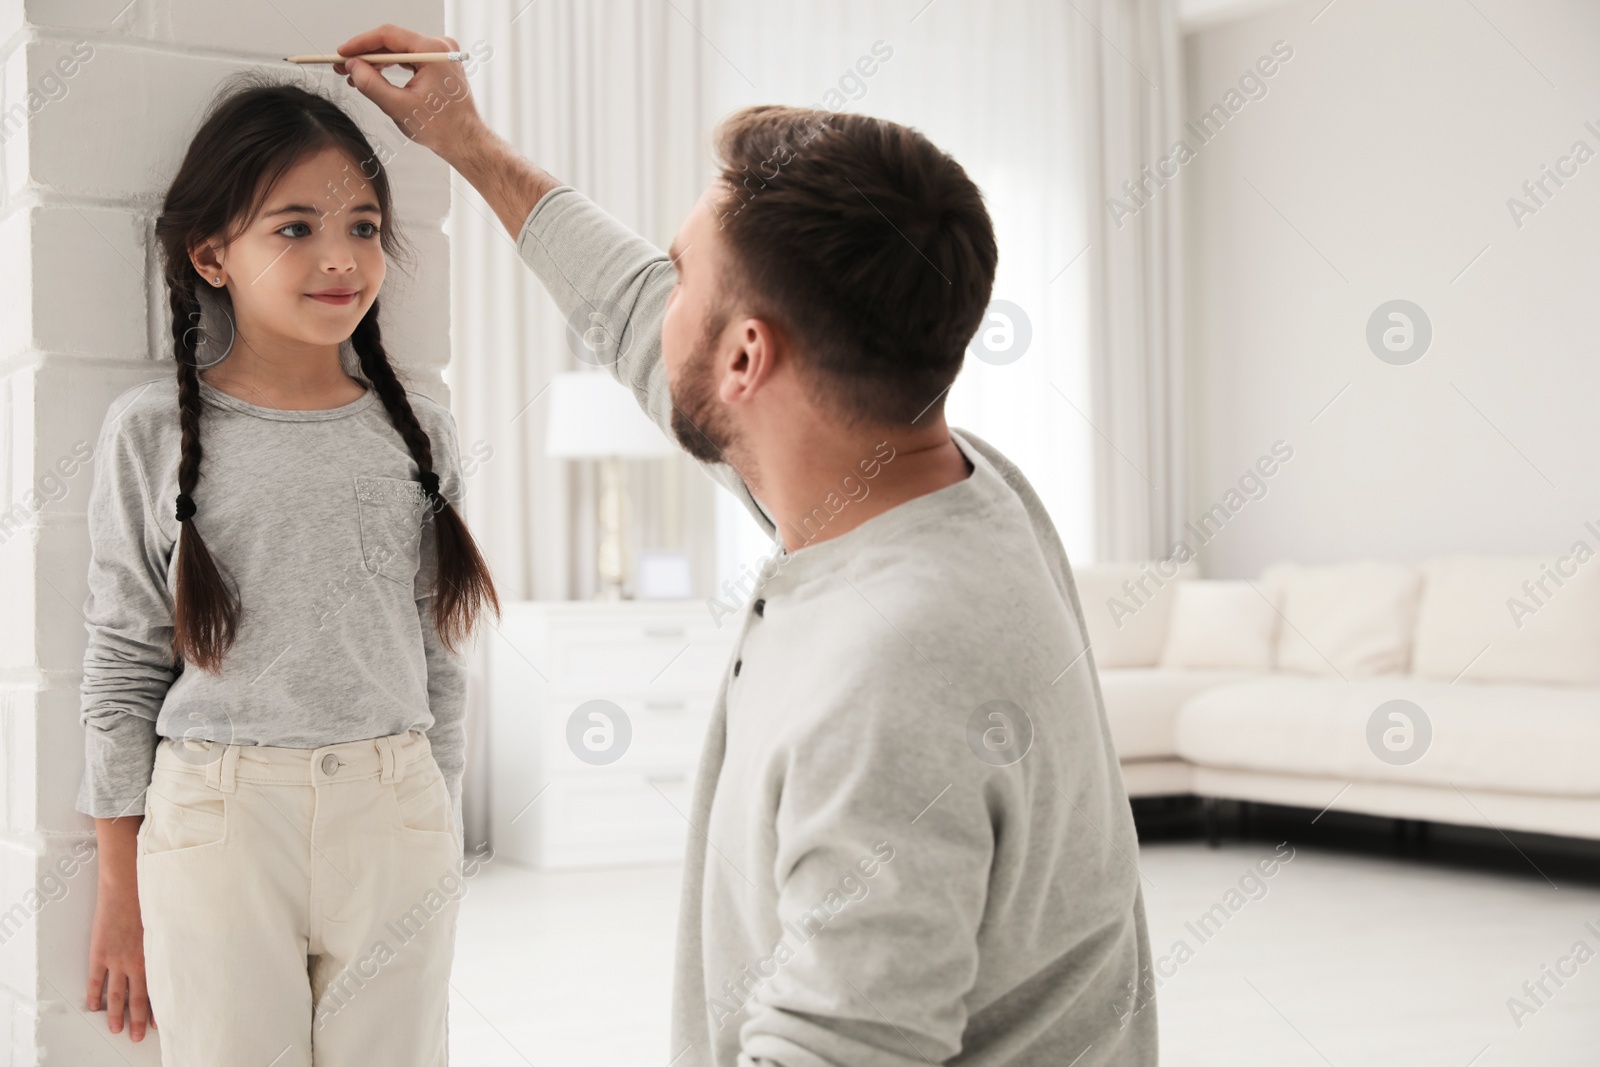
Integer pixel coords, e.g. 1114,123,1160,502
1,2,450,1062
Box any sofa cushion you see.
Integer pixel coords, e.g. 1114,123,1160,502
1158,581,1277,669
1412,555,1600,686
1262,562,1422,676
1173,677,1600,797
1074,561,1196,668
1098,667,1266,760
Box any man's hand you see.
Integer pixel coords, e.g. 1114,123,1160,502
335,25,486,162
337,24,562,237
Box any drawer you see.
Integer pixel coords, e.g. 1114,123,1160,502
537,772,696,868
486,602,742,869
546,622,734,691
541,695,714,775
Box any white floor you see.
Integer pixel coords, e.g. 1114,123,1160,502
448,841,1600,1065
1137,842,1599,1066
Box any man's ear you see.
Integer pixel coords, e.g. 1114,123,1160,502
719,316,782,404
189,241,227,287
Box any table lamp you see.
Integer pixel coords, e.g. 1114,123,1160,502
544,371,676,599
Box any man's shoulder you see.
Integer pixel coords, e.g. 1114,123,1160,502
855,432,1067,604
805,541,1081,709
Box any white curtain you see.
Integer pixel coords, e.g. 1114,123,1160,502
1077,0,1188,562
445,0,716,603
444,0,716,845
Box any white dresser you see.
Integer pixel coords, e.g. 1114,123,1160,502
486,601,739,868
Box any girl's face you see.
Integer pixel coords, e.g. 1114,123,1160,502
191,145,386,349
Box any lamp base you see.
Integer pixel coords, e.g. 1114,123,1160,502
594,455,630,600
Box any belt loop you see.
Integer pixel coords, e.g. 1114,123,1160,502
376,735,398,783
206,745,240,794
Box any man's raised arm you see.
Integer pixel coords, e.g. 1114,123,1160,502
336,25,772,536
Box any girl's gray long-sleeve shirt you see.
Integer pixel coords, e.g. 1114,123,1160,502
76,353,469,835
516,186,1158,1066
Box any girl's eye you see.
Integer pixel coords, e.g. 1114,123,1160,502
352,221,380,238
277,221,312,239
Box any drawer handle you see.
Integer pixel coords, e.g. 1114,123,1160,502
643,627,686,639
647,773,688,786
644,701,686,712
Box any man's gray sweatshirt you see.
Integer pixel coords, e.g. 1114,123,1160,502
516,186,1158,1066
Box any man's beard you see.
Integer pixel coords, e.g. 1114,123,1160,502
668,308,738,465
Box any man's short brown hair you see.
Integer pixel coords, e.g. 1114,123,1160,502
712,106,997,426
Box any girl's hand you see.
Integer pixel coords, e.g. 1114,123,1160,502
86,817,155,1041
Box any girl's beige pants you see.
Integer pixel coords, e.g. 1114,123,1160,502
137,727,462,1066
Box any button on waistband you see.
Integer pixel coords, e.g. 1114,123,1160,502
320,753,340,776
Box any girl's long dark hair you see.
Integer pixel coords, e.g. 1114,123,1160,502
154,80,498,670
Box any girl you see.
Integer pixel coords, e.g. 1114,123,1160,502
77,79,498,1066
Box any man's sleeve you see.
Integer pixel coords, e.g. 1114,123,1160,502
737,673,994,1065
514,185,776,539
77,402,177,820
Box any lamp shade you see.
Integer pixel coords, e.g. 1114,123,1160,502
544,371,676,459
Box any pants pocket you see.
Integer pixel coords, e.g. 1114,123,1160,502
140,772,227,855
391,760,453,836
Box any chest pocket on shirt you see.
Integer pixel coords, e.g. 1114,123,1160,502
355,475,431,586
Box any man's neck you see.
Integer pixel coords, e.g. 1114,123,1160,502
749,416,974,553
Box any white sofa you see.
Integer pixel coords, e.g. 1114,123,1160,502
1077,557,1600,841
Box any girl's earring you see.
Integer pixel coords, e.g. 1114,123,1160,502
188,278,237,369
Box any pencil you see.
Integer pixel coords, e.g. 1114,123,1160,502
283,52,469,65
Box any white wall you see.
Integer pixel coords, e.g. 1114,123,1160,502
0,1,446,1061
1183,0,1600,578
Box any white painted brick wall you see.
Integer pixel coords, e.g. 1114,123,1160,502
1,2,451,1062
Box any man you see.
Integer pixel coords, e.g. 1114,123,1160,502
339,25,1157,1066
